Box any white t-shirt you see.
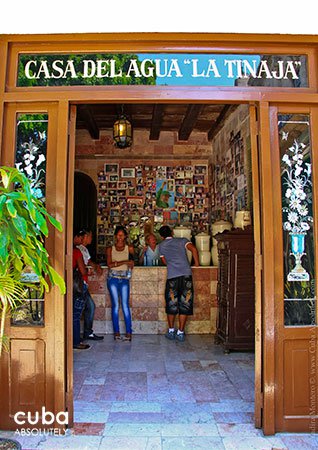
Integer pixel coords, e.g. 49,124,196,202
77,244,91,265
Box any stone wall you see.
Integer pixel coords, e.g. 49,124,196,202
75,128,213,160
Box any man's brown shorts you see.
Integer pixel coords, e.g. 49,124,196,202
165,275,194,315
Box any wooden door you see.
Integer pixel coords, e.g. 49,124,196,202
0,102,69,430
65,105,77,427
269,104,318,432
250,104,263,429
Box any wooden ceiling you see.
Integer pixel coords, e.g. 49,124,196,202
76,103,236,142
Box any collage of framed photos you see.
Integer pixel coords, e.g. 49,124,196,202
96,161,212,259
213,130,249,222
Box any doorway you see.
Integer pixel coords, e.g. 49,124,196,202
74,171,97,261
69,101,261,433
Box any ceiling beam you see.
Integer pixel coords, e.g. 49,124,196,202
79,105,100,140
178,104,203,141
149,104,164,140
207,105,237,141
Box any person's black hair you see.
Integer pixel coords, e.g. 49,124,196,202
74,228,88,237
159,225,173,238
114,225,128,237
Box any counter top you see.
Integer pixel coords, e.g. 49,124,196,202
87,266,218,335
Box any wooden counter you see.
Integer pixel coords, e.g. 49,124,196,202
87,266,218,335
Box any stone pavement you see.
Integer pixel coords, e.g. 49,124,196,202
1,335,317,449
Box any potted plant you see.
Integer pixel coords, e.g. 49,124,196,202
0,166,66,357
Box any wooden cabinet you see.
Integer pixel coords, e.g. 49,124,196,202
214,227,255,352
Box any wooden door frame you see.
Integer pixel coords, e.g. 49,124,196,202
269,103,318,432
0,101,69,430
256,101,276,435
250,104,263,429
65,105,77,427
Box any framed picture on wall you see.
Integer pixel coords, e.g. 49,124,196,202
185,185,194,197
194,164,208,175
193,175,205,185
121,168,136,178
175,185,185,197
127,196,143,207
156,179,175,208
176,171,185,179
157,166,167,178
167,179,175,192
184,170,193,179
180,212,192,224
105,163,118,174
98,173,106,181
98,235,105,245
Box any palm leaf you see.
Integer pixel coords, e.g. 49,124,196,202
0,274,27,311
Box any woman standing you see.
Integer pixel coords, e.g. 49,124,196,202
106,226,134,341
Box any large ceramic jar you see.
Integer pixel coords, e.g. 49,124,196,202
234,210,251,229
174,225,192,240
174,226,192,263
199,251,211,266
195,232,210,252
195,233,211,266
211,220,232,266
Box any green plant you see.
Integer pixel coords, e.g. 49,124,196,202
0,166,66,356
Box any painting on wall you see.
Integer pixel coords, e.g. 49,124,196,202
105,163,118,174
155,179,175,208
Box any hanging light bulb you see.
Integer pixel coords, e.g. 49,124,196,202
113,105,132,149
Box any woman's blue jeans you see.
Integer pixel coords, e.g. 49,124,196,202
73,284,87,346
107,276,132,334
83,289,96,338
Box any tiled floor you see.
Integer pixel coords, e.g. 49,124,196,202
1,334,318,449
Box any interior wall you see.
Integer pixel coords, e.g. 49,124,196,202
75,106,252,260
75,128,212,159
75,128,213,262
211,105,252,224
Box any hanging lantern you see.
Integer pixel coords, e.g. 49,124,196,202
113,111,132,149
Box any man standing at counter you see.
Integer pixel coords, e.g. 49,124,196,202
158,225,199,342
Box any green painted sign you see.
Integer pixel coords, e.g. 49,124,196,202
17,53,308,88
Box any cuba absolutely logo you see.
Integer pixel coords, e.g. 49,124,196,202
14,407,68,426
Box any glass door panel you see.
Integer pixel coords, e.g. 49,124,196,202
11,113,49,326
278,114,316,326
